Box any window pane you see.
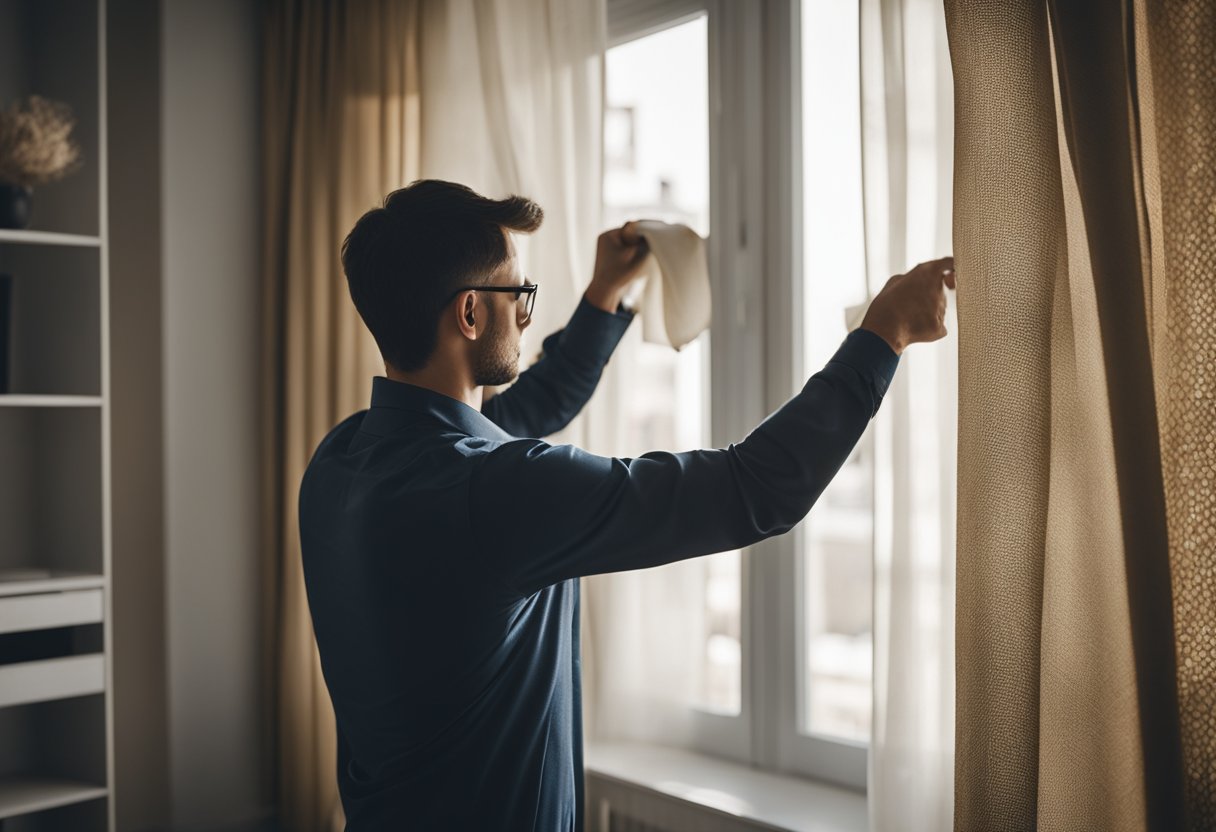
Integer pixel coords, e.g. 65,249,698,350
800,0,872,743
604,16,741,715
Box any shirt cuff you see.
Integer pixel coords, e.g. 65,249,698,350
830,328,901,406
553,298,634,368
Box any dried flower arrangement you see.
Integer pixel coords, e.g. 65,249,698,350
0,96,82,189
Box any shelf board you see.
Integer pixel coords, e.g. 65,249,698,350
0,229,102,248
0,777,108,820
0,395,103,408
0,571,105,598
0,655,106,709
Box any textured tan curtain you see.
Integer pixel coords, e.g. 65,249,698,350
945,0,1214,829
260,3,420,831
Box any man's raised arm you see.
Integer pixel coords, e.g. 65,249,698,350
472,257,955,596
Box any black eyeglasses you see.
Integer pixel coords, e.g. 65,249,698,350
449,281,539,324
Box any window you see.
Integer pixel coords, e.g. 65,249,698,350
593,0,952,792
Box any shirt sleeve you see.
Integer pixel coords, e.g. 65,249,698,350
480,299,634,438
468,328,900,596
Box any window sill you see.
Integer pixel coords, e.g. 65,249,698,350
584,742,867,832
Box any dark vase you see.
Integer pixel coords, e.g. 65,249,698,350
0,184,33,230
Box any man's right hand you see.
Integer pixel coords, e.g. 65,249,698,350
858,256,955,355
584,222,650,313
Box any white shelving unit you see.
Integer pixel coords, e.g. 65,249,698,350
0,0,114,829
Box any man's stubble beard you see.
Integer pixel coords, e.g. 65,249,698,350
472,306,521,388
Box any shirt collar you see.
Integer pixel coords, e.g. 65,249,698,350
367,376,512,440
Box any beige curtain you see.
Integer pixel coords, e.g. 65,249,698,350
945,0,1214,829
260,3,421,831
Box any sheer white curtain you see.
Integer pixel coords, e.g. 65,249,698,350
861,0,956,829
578,16,726,753
418,0,606,350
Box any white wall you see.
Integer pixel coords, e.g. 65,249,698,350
161,2,265,829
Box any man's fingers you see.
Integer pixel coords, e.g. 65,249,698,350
619,220,645,247
915,255,955,289
624,241,650,272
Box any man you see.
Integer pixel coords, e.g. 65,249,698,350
299,179,954,830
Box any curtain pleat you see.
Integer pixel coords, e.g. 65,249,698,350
946,0,1214,827
1141,0,1216,826
261,3,421,831
1047,5,1184,827
945,2,1060,825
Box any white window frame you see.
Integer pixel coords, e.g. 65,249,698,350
605,0,868,791
761,0,870,792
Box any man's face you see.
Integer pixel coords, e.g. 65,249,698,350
471,239,530,387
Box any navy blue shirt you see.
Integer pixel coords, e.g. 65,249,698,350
298,300,898,831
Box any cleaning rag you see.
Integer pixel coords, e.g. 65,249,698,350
630,220,711,350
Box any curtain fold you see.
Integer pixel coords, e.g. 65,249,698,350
945,0,1214,828
1047,4,1184,825
860,2,957,829
261,3,421,831
1140,0,1216,825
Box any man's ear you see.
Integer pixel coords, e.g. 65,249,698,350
457,292,479,340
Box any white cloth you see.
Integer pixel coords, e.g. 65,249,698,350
632,220,712,350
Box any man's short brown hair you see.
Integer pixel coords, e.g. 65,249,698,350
342,180,543,371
